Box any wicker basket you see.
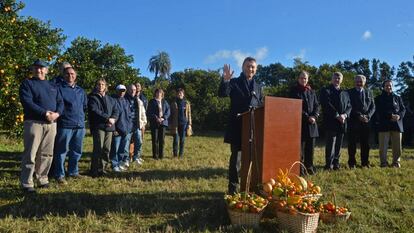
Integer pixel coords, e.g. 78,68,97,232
302,193,323,201
277,210,319,233
320,211,351,224
227,208,265,227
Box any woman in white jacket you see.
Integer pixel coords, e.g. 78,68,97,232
126,84,147,165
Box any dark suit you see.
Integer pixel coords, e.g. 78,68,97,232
147,99,171,159
289,84,319,174
375,91,406,167
347,88,375,167
218,73,263,194
375,92,405,133
320,84,352,169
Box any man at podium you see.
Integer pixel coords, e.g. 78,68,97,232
218,57,264,194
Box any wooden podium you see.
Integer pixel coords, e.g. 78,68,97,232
240,96,302,192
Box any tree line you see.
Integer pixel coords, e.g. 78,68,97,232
1,0,414,136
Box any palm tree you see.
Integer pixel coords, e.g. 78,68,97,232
148,51,171,81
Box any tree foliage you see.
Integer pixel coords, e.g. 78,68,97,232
0,0,66,136
59,37,144,93
148,51,171,81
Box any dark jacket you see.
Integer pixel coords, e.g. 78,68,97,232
320,84,352,133
87,92,119,132
347,87,375,131
218,73,264,147
289,84,319,138
113,95,133,136
147,98,171,128
375,91,406,132
57,82,87,129
19,77,64,122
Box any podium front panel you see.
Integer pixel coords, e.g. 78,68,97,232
241,96,301,192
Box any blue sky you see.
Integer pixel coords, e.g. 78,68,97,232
21,0,414,78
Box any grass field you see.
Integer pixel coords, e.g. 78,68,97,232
0,132,413,233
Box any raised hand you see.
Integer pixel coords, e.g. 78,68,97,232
223,64,234,81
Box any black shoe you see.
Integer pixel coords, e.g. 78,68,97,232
361,164,371,168
333,165,340,170
324,165,332,171
38,183,49,189
22,187,36,193
349,165,356,169
392,163,401,168
380,163,389,168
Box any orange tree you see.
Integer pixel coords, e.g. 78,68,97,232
0,0,66,137
58,37,146,94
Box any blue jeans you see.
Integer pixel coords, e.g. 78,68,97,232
53,127,85,179
110,133,132,168
173,124,187,157
131,128,143,161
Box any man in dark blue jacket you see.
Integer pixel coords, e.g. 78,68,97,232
375,80,406,168
347,75,375,168
88,79,119,177
320,72,352,170
53,67,87,184
110,84,133,172
218,57,263,194
19,60,64,193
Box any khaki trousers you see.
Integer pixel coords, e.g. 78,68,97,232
378,131,402,166
21,120,57,188
90,129,113,175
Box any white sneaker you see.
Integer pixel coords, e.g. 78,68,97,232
135,159,143,165
124,160,130,167
113,167,121,172
119,165,127,171
138,158,144,163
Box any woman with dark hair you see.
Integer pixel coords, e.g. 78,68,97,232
289,71,319,174
170,88,192,158
146,89,170,159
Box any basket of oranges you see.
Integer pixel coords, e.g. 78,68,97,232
225,192,268,227
319,193,351,224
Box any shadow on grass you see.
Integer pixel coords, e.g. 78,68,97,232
0,151,21,161
106,168,228,181
0,191,235,232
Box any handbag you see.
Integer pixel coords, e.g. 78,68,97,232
186,125,193,137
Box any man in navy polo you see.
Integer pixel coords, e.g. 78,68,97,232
19,60,64,193
53,67,87,184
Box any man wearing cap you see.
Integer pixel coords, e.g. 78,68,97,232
53,67,88,184
19,60,64,193
88,78,119,177
110,84,133,172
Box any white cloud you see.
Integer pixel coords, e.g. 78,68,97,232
286,49,306,61
205,47,268,67
362,30,372,40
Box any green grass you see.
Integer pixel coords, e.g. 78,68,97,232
0,132,413,232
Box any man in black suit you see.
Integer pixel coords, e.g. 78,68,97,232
375,80,406,168
320,72,352,170
289,71,319,175
218,57,263,194
347,75,375,168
